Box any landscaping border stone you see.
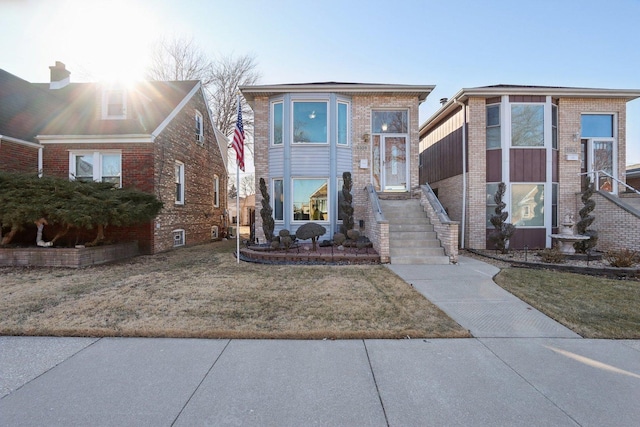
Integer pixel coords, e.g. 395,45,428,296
0,241,139,268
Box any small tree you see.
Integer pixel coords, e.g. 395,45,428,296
574,176,598,253
258,178,274,242
489,182,516,254
339,172,354,235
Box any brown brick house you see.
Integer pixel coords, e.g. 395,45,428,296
419,85,640,252
0,62,228,253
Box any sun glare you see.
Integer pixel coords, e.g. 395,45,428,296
47,0,158,84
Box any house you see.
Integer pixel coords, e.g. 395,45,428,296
240,82,458,264
0,62,228,253
419,85,640,252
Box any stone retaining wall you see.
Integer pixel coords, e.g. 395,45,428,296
0,241,139,268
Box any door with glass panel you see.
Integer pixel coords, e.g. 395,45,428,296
581,114,616,193
382,136,407,191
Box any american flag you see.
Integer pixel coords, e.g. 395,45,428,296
232,100,245,171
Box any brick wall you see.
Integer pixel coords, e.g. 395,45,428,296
590,192,640,252
466,98,487,249
152,89,227,253
0,140,39,173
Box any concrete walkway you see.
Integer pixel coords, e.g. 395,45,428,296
1,257,639,426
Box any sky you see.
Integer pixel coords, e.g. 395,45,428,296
2,0,640,172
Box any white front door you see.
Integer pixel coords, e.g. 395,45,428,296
372,135,408,191
583,138,616,193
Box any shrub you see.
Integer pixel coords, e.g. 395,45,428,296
258,178,275,242
538,245,566,264
604,249,639,268
574,176,598,253
488,182,516,254
339,172,354,235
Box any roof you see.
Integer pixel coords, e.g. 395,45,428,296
239,82,435,106
0,69,61,143
35,80,200,137
421,84,640,135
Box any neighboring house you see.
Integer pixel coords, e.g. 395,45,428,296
419,85,640,252
0,62,228,253
626,163,640,190
240,83,459,264
228,193,255,226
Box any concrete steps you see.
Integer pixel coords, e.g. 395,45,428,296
379,198,450,265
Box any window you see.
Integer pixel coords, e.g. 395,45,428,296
511,184,544,226
273,179,284,221
551,105,558,149
511,104,544,146
372,111,408,133
195,111,204,144
337,102,349,145
292,178,328,221
293,101,327,143
213,174,220,207
337,177,345,221
102,89,126,119
211,225,219,239
272,101,283,145
581,114,614,137
486,183,500,228
552,183,558,228
173,229,185,247
70,152,121,187
175,162,185,205
486,104,501,149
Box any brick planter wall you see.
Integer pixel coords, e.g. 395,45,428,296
0,241,139,268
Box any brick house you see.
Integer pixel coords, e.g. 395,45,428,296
419,85,640,252
240,83,459,264
0,62,228,253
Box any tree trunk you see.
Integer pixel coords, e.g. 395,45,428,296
51,224,71,244
87,224,106,247
0,224,19,245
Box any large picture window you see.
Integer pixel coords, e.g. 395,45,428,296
511,184,544,226
511,104,544,147
292,178,328,221
293,101,327,143
71,152,121,187
372,110,407,133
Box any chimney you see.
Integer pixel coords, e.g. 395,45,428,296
49,61,70,89
439,98,448,106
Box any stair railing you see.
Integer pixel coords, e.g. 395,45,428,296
580,170,640,195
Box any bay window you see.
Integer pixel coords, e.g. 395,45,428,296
293,178,328,221
511,104,544,146
293,101,327,143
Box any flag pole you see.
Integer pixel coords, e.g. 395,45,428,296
236,94,241,264
236,154,240,264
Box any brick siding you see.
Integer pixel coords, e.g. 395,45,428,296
0,140,39,173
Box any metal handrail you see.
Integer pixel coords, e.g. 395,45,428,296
420,183,454,223
579,170,640,195
364,184,383,215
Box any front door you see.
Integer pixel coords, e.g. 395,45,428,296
372,135,408,191
582,138,616,193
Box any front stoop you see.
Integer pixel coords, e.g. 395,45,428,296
379,198,450,265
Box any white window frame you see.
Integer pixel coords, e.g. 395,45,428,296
271,100,284,146
211,225,219,239
102,89,127,120
291,100,329,145
175,161,185,205
581,113,618,194
337,100,350,146
69,151,122,187
292,177,329,222
213,174,220,207
195,110,204,145
510,103,545,148
486,104,501,149
173,229,185,247
273,178,284,222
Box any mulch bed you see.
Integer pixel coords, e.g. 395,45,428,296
239,242,380,265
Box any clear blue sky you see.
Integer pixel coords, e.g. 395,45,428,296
2,0,639,166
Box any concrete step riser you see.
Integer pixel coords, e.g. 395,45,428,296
390,248,445,257
390,240,441,248
391,231,437,240
389,224,434,232
391,256,451,265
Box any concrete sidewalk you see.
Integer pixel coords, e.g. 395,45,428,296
1,256,639,426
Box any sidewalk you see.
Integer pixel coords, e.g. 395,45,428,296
1,257,639,426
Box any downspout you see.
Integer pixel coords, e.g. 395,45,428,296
454,99,467,249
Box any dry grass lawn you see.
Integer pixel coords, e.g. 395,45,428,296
495,267,640,338
0,239,469,339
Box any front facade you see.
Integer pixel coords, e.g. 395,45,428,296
241,83,433,247
0,63,228,253
420,85,640,250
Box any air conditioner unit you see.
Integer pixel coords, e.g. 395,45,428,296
211,225,219,239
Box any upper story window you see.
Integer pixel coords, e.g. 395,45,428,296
372,110,408,133
102,89,126,120
486,104,501,149
293,101,328,143
511,104,544,147
70,151,121,187
581,114,614,137
552,104,558,149
195,110,204,145
337,101,349,145
272,101,283,145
